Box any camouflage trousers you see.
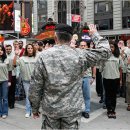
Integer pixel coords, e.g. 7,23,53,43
126,73,130,104
41,113,81,130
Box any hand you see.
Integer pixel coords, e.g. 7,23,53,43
121,46,125,51
90,78,95,85
70,42,77,48
33,112,40,119
120,49,125,57
121,49,124,54
15,49,19,56
88,24,97,36
128,56,130,64
8,82,11,87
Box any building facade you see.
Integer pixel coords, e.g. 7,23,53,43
47,0,85,30
46,0,130,40
33,0,48,34
93,0,130,40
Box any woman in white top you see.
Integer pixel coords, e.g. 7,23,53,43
102,42,123,119
0,45,9,119
14,43,37,118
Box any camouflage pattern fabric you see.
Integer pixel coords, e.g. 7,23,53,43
41,113,81,129
126,73,130,104
29,32,111,123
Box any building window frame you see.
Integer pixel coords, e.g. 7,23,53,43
71,0,80,32
58,1,67,24
122,0,130,29
95,19,113,30
122,0,130,8
94,1,113,14
122,16,130,28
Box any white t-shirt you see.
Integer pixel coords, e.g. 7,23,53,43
102,55,124,79
0,58,9,82
17,56,37,81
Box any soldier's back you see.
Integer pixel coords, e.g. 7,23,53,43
39,44,84,118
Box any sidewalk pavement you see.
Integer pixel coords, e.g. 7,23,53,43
0,106,41,130
0,82,130,130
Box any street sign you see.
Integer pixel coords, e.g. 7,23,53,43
71,14,81,23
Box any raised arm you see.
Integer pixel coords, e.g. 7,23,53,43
81,24,111,68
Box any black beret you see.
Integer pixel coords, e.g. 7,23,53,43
55,24,73,35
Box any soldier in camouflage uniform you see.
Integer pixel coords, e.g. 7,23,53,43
29,24,111,129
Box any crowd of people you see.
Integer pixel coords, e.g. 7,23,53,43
71,36,130,119
0,40,52,119
0,23,130,129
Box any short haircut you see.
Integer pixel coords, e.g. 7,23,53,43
13,40,18,44
56,32,72,43
80,40,87,44
32,41,38,45
5,44,12,48
79,40,89,47
19,41,23,44
37,41,43,46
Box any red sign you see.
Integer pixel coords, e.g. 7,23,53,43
71,14,81,23
20,18,31,36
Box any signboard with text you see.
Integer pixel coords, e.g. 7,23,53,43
71,14,81,23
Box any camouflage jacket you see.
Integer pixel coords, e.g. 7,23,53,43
29,32,111,118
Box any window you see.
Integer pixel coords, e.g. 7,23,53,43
95,19,113,30
37,0,47,31
71,0,80,14
71,0,80,31
97,2,106,13
123,1,130,8
122,16,130,28
95,1,113,13
58,1,67,24
38,0,47,9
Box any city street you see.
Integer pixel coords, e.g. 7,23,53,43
0,0,130,130
0,83,130,130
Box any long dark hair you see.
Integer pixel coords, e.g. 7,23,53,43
109,41,120,58
24,43,36,57
0,45,7,62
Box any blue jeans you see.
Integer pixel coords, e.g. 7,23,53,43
0,81,8,116
23,81,31,114
82,77,91,113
